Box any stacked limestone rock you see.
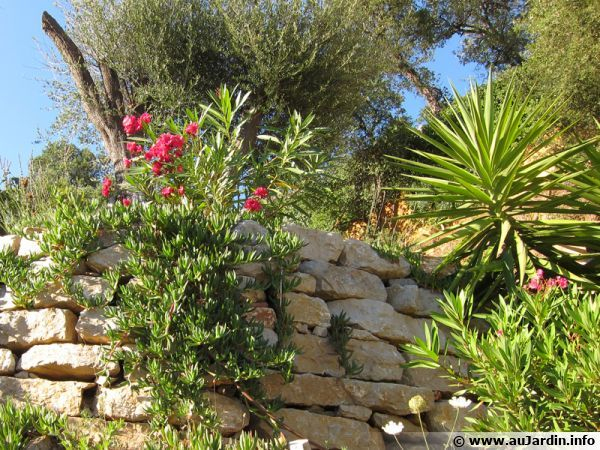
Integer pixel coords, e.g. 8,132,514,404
0,227,481,449
0,234,250,448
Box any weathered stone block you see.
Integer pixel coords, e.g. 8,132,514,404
0,234,21,254
425,400,486,431
0,285,17,312
328,299,439,344
0,348,16,375
339,239,411,279
94,384,152,422
203,392,250,436
277,408,385,450
19,343,119,381
33,283,82,312
86,245,131,273
283,224,344,262
76,308,116,344
401,353,466,393
18,237,42,257
245,307,276,329
346,339,405,382
288,272,317,295
285,292,330,328
66,418,150,450
386,285,443,316
292,333,344,377
341,379,435,416
299,260,387,301
0,376,93,415
261,373,351,407
338,404,372,422
0,308,77,351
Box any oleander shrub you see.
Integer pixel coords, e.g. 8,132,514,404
0,86,326,441
389,75,600,301
403,274,600,431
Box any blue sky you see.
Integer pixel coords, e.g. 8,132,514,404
0,2,481,176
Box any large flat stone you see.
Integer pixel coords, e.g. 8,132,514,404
401,354,466,393
94,384,152,422
261,373,351,407
86,245,131,273
0,348,16,375
0,308,77,351
19,343,119,381
277,408,385,450
346,339,405,382
76,308,117,344
283,224,344,263
66,418,149,450
285,292,330,328
0,234,21,253
288,272,317,295
386,285,443,316
0,376,93,416
425,400,486,431
203,392,250,436
17,238,43,257
339,239,411,279
341,379,435,416
328,299,438,344
33,283,82,312
292,332,344,377
299,260,387,301
0,285,18,311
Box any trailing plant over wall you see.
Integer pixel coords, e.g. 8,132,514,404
389,74,600,301
403,278,600,431
0,86,326,441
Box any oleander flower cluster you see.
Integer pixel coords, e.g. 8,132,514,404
526,269,568,292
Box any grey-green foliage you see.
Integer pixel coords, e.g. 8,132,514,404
53,0,387,143
0,398,122,450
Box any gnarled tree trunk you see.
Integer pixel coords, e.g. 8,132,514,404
42,11,126,180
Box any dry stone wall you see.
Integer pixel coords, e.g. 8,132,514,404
0,226,482,449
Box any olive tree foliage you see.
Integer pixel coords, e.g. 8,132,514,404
511,0,600,134
43,0,388,170
373,0,529,114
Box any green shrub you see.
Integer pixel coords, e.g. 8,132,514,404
403,277,600,431
0,398,121,450
388,74,600,301
0,86,326,440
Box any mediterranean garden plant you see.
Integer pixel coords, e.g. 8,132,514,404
389,75,600,301
0,86,326,445
403,275,600,431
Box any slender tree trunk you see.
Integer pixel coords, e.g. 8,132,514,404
42,11,126,180
240,109,263,155
398,58,444,115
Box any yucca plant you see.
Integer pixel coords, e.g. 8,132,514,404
388,75,600,300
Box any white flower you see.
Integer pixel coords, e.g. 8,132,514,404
449,396,472,409
382,421,404,436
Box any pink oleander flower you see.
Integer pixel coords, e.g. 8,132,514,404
178,185,185,196
185,122,199,136
152,161,163,176
556,276,568,289
122,115,142,135
140,112,152,124
243,197,262,212
528,277,541,291
536,269,545,279
161,186,175,197
121,197,132,207
253,186,268,199
127,142,143,154
496,329,504,337
101,177,112,198
176,164,184,173
123,158,132,169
